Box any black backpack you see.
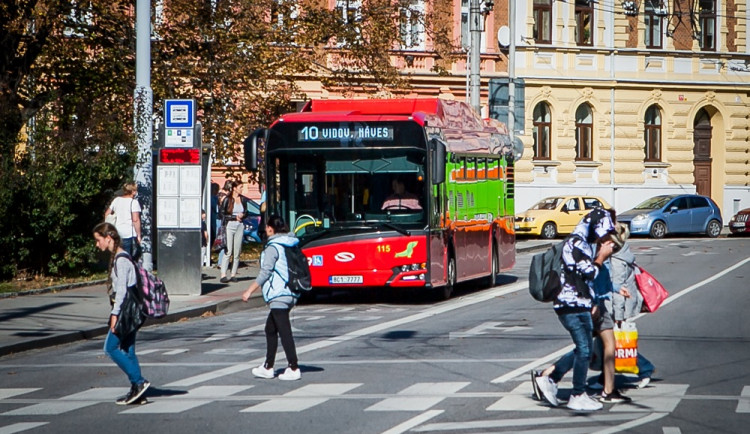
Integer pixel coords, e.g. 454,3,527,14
270,243,312,294
528,235,582,303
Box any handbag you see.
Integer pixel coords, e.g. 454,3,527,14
212,225,227,252
614,322,639,374
635,266,668,312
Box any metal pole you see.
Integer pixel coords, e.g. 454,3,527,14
465,48,470,105
508,0,515,138
470,0,481,112
134,0,153,271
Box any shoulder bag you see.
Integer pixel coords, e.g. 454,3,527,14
635,266,668,312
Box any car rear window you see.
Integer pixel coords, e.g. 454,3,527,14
688,197,709,209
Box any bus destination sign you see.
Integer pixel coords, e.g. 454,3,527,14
298,125,394,142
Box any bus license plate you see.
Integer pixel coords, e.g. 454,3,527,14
330,275,363,284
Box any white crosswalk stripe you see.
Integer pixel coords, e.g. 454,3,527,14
609,384,688,413
366,382,470,412
0,390,39,400
486,382,551,411
736,385,750,413
241,383,361,413
0,423,49,434
1,388,121,416
123,385,252,414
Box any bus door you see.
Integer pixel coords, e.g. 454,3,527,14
429,181,447,287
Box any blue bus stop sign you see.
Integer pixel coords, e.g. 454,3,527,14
165,99,195,128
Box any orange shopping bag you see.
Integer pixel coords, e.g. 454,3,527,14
614,322,639,374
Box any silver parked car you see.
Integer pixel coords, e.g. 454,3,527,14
617,194,723,239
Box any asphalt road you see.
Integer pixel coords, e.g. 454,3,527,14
1,236,749,433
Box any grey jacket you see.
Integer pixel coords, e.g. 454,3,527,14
610,243,642,321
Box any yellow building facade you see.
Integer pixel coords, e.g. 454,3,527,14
292,1,750,219
508,0,750,220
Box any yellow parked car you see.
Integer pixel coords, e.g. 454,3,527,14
515,195,612,239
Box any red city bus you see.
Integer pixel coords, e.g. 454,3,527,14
245,98,522,299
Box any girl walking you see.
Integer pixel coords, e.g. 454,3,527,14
93,222,150,404
242,215,301,381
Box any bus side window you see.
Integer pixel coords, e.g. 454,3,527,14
466,157,475,179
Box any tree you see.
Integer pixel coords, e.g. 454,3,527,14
0,0,459,279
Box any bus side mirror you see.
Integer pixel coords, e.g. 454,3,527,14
243,128,265,172
430,138,446,185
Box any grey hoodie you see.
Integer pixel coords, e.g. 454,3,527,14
610,243,643,320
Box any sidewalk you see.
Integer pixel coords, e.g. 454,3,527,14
0,240,553,358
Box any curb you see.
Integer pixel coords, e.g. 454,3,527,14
0,294,265,358
0,279,108,299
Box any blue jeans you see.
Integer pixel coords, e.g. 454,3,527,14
104,330,145,385
637,354,655,378
550,312,593,395
121,237,137,258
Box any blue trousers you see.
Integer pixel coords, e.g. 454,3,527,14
550,312,594,395
104,330,145,385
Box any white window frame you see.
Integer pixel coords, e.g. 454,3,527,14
460,0,487,50
400,0,426,50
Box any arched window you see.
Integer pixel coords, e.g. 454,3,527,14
575,104,593,161
533,0,552,44
644,105,662,161
575,0,593,46
533,102,552,160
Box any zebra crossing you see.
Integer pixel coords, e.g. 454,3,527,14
0,380,729,416
3,378,750,433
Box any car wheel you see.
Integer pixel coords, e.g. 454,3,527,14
706,219,722,238
541,222,558,239
438,256,456,300
650,221,667,239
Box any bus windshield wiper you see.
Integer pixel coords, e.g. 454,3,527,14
378,222,410,236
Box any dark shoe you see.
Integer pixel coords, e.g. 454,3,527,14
115,385,136,405
600,389,632,403
530,370,542,400
125,380,151,405
220,276,230,283
230,276,238,282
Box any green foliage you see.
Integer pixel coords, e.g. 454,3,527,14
0,135,134,280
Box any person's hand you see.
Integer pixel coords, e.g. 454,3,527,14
591,305,600,321
242,285,256,302
109,314,117,332
595,240,615,263
619,286,631,298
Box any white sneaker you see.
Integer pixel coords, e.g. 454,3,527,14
535,375,559,406
278,367,301,381
636,377,651,389
252,365,275,379
567,393,603,411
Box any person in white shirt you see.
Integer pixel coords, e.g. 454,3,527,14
105,182,142,259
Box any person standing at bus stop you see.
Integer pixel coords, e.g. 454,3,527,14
104,182,142,260
219,180,246,283
534,208,616,411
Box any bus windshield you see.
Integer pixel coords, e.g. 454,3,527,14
267,147,427,238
